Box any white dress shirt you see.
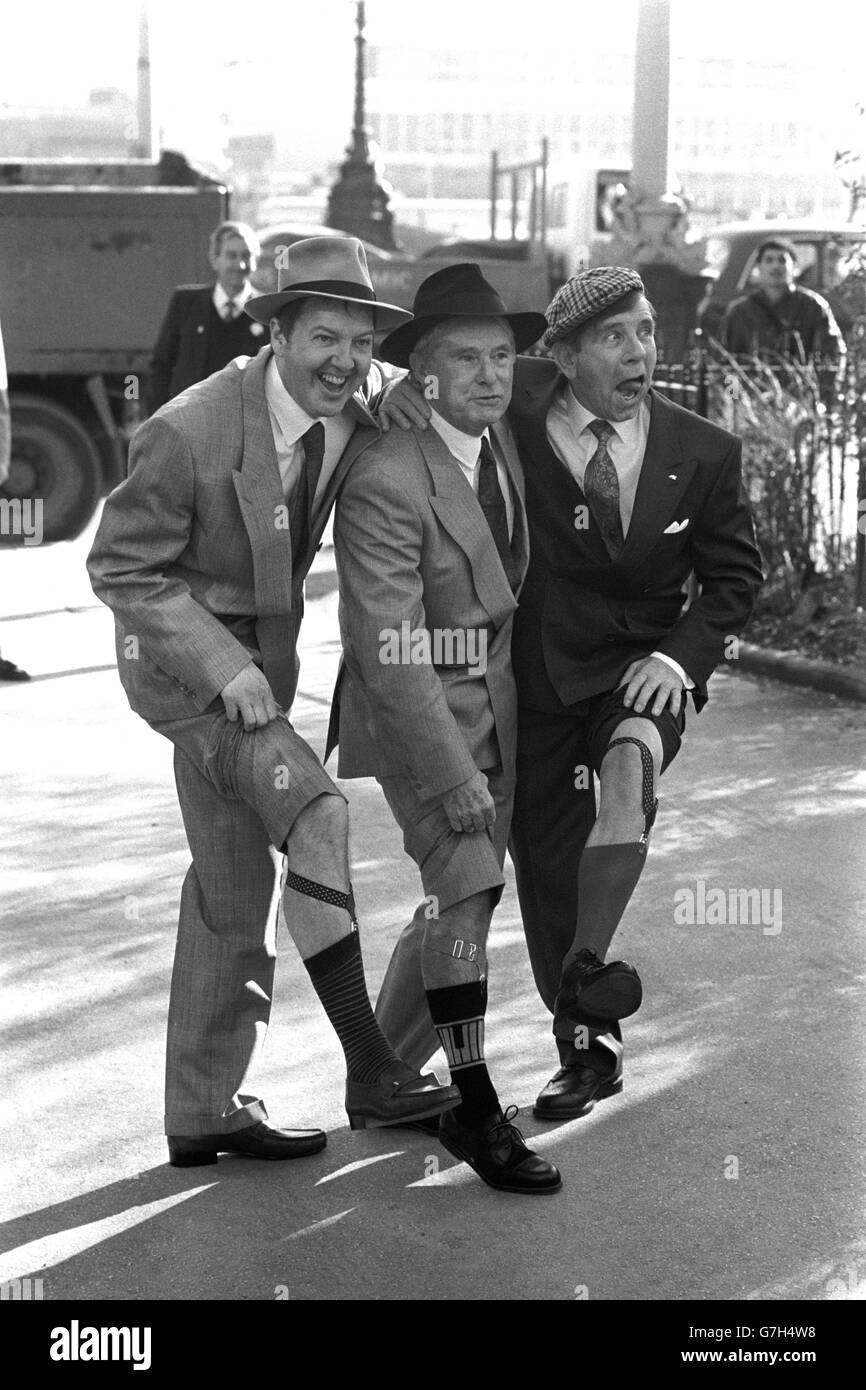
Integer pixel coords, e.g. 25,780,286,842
545,384,692,689
264,357,354,520
428,408,514,539
213,281,255,320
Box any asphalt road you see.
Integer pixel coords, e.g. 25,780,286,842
1,515,865,1303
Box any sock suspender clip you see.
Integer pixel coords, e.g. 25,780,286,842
605,736,659,843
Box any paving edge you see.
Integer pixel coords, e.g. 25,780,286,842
735,641,866,702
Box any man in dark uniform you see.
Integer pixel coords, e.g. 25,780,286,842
149,220,268,413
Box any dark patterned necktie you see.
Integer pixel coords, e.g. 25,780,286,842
477,437,519,591
290,422,326,567
585,419,624,559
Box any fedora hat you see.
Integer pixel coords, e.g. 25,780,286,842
245,235,412,333
378,263,548,367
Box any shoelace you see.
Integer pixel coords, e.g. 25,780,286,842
485,1104,525,1146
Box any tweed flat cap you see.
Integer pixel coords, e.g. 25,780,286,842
543,266,645,347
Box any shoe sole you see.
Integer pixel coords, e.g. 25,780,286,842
167,1139,326,1167
347,1095,461,1131
533,1076,623,1122
565,972,643,1022
438,1132,563,1194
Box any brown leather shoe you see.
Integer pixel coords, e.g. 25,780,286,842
346,1070,460,1130
167,1120,326,1167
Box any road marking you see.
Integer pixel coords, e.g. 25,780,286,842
280,1209,356,1241
315,1152,404,1185
0,1186,216,1283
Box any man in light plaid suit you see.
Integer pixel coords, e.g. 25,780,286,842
88,238,459,1167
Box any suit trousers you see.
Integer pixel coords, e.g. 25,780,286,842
151,705,343,1135
509,692,685,1013
374,764,514,1070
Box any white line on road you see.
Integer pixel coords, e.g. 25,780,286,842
315,1153,404,1185
0,1185,217,1283
280,1209,356,1241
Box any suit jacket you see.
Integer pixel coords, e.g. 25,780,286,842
149,284,268,412
509,357,763,712
87,345,380,722
328,418,529,800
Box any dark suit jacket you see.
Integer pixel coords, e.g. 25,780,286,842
149,284,268,412
509,358,764,712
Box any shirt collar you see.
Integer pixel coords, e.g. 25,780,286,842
428,407,490,467
265,356,320,447
213,281,254,312
562,385,645,447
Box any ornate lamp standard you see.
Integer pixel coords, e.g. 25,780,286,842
326,1,399,251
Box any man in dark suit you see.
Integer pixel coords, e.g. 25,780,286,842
89,237,459,1167
148,220,268,412
380,266,763,1122
508,268,762,1119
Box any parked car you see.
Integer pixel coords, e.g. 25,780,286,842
698,220,865,341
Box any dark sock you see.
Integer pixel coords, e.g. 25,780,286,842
304,931,402,1084
563,841,648,967
426,980,499,1125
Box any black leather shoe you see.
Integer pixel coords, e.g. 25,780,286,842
439,1105,562,1194
381,1113,442,1136
167,1120,326,1168
534,1056,623,1120
346,1070,460,1130
0,657,31,682
554,948,642,1034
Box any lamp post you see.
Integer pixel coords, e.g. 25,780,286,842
608,0,710,359
326,1,399,251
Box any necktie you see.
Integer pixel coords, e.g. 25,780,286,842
289,422,326,568
223,300,237,321
584,420,624,559
477,437,519,591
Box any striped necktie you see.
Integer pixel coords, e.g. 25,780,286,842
477,437,519,591
585,419,624,559
289,422,326,567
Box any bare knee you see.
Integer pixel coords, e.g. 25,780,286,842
597,720,662,823
288,792,348,857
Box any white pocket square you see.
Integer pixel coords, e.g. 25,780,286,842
663,519,689,534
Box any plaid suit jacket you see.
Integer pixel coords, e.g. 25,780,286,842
88,345,379,721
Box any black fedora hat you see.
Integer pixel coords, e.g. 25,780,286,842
378,263,548,367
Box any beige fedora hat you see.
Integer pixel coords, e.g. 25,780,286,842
245,235,412,332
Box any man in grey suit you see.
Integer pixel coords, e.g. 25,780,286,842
87,238,459,1167
329,265,560,1194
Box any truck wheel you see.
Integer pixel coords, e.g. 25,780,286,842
1,395,103,545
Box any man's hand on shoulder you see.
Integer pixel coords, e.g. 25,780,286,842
620,655,685,718
221,661,281,729
441,769,496,834
378,373,433,433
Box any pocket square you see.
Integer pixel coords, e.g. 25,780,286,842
663,519,689,534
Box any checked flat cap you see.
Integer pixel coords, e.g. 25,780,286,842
543,266,645,348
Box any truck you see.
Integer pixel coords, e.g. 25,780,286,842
253,144,618,323
0,154,228,545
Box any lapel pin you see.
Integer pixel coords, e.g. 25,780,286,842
668,473,678,481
